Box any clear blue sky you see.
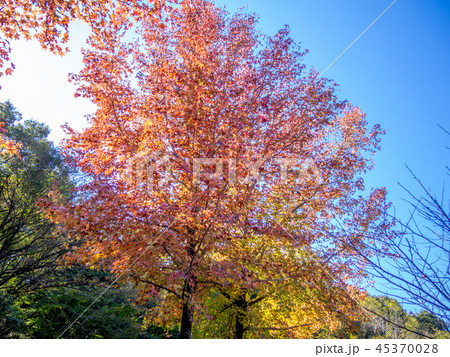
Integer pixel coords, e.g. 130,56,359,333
0,0,449,294
213,0,450,211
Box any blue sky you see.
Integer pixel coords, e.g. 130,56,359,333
0,0,449,295
214,0,450,211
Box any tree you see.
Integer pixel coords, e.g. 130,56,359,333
0,103,175,338
48,0,389,338
192,253,363,339
0,101,72,294
0,1,174,162
0,269,136,338
364,129,450,326
357,296,449,339
0,267,179,339
0,0,174,78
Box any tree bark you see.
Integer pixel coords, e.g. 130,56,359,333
234,294,247,339
180,300,194,339
180,240,196,339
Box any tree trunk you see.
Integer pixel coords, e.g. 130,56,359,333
234,294,247,339
180,240,196,339
179,278,194,339
180,300,193,339
234,312,245,339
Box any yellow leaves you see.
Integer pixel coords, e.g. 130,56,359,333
210,252,225,262
40,0,387,337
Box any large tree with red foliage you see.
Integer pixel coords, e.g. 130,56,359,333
47,0,391,338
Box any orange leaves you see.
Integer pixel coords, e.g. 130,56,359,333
0,121,21,156
0,1,177,78
45,0,391,335
0,135,20,156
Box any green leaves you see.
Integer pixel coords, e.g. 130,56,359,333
0,101,71,294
